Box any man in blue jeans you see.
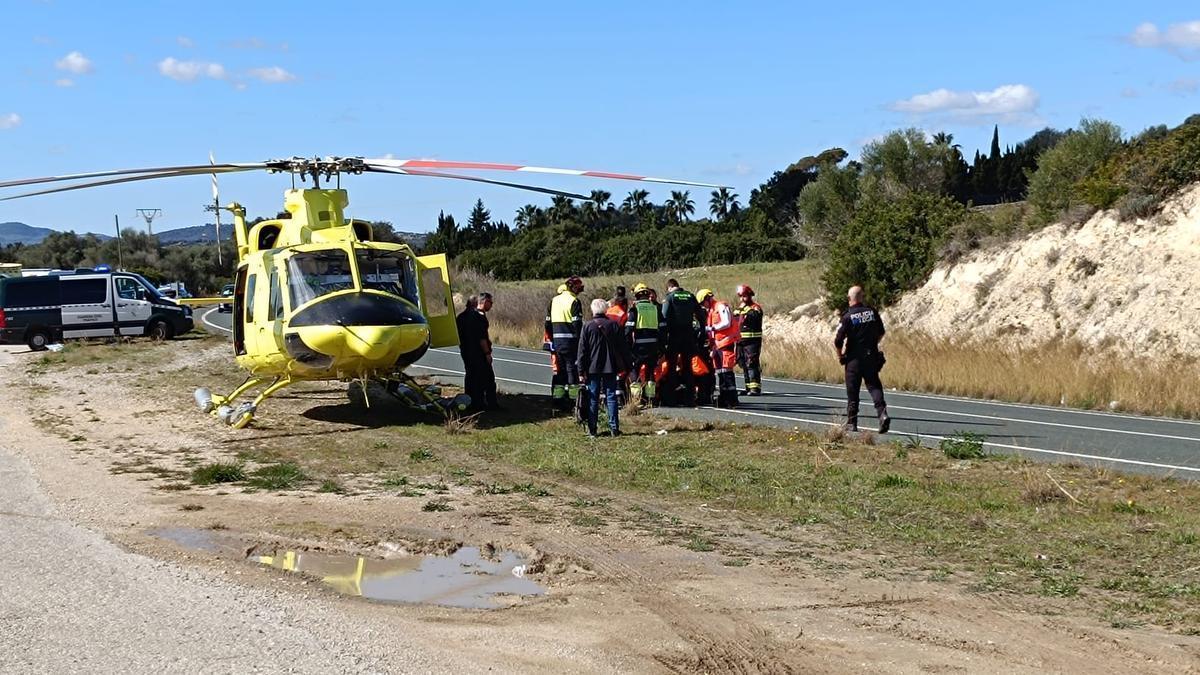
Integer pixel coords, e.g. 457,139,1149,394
577,298,634,438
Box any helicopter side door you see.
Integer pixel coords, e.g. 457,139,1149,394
416,253,458,349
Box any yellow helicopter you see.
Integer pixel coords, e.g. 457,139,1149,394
0,156,721,428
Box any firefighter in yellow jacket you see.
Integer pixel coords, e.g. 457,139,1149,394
544,276,584,409
734,284,764,396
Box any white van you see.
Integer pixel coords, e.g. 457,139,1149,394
0,271,194,350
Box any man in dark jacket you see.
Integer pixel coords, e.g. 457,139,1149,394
661,278,706,406
456,292,498,411
834,286,891,433
577,298,633,437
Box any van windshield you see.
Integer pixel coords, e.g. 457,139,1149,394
355,248,418,304
287,250,355,309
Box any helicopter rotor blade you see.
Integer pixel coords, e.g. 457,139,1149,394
0,166,259,202
364,158,729,189
0,162,267,190
365,165,594,200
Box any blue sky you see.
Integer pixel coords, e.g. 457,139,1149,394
2,1,1199,235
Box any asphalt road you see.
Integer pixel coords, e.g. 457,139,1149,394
201,307,1200,479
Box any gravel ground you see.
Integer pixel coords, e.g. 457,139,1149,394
0,442,463,674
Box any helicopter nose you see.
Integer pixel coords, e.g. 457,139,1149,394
345,325,402,360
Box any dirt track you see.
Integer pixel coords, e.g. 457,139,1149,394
2,340,1198,673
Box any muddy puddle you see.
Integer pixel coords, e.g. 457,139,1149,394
151,527,545,609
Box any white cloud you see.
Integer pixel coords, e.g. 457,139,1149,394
890,84,1039,118
55,51,93,75
0,113,22,130
54,78,74,87
177,36,195,48
1120,87,1139,98
157,57,227,82
1169,78,1199,94
228,37,267,49
1130,20,1200,59
246,66,296,83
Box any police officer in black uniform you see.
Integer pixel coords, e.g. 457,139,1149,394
834,285,891,433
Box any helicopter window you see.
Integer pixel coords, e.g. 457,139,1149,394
286,251,355,309
268,269,284,321
355,249,418,304
420,267,449,317
245,274,257,323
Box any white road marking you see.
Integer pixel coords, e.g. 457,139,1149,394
411,361,1200,476
408,363,545,389
442,347,1200,441
201,307,232,335
801,396,1200,444
709,406,1200,476
484,345,1200,429
760,375,1200,426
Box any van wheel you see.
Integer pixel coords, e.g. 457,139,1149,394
148,320,172,341
27,329,51,352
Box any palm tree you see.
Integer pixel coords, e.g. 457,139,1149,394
514,204,540,229
622,189,650,214
931,131,960,150
708,187,739,221
665,190,695,223
549,195,575,223
589,190,612,211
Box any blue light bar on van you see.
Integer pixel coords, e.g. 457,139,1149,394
94,264,111,273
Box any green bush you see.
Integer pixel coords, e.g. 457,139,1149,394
1026,118,1124,223
1082,115,1200,218
247,462,307,490
939,432,985,459
190,462,246,485
822,191,964,308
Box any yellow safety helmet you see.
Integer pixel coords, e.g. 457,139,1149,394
633,282,649,294
697,288,714,302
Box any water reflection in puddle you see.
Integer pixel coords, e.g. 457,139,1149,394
151,527,545,609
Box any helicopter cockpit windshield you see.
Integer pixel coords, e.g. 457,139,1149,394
355,248,419,305
287,250,355,309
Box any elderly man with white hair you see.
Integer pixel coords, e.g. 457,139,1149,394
577,298,634,438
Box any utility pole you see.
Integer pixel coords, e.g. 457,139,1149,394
136,208,162,236
209,152,222,266
114,214,122,270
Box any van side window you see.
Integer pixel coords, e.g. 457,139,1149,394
115,277,141,300
61,278,107,305
268,269,283,321
245,274,257,323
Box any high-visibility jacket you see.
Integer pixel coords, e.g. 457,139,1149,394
706,300,739,350
625,299,661,348
545,291,582,348
735,302,764,341
605,305,627,330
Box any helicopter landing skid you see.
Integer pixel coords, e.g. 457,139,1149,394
194,375,294,429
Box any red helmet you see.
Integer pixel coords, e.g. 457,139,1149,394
736,284,755,298
565,275,584,293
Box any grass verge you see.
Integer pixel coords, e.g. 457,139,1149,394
226,396,1200,633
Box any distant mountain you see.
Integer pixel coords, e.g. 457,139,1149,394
155,224,231,245
0,221,112,245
